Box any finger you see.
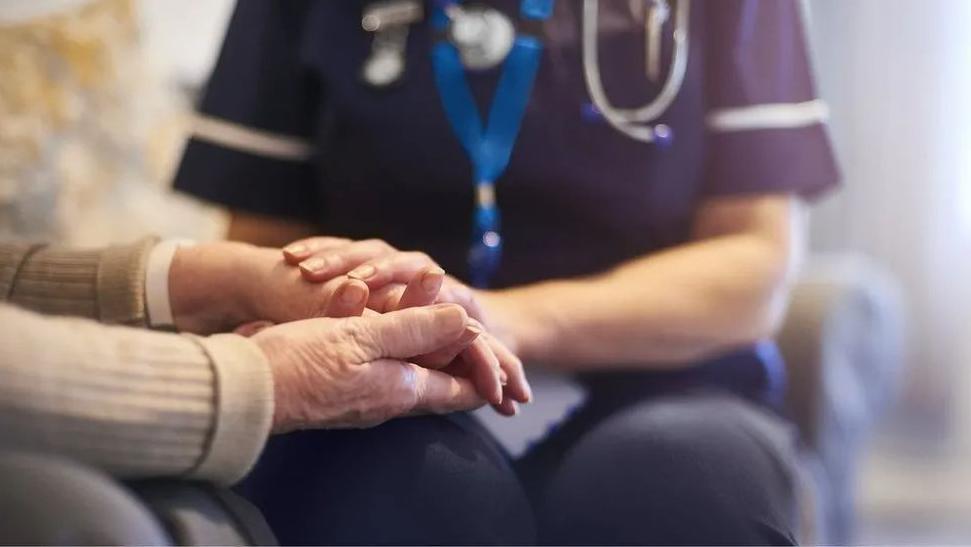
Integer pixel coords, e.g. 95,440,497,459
486,334,532,403
413,322,483,369
437,281,487,323
282,236,351,264
492,398,519,417
396,266,445,310
367,284,407,313
409,364,486,415
233,320,275,337
297,239,394,281
461,338,504,405
348,303,471,360
324,278,369,318
346,251,438,289
436,340,504,406
306,275,353,317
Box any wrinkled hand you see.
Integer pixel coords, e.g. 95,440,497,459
170,241,384,333
283,237,485,320
254,304,485,432
167,240,518,411
281,236,531,415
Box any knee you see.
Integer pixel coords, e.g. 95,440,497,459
246,415,534,544
0,451,169,545
541,395,798,545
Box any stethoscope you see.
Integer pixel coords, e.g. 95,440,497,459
360,0,690,285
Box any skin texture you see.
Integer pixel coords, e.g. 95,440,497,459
251,304,488,432
233,192,805,371
167,240,522,415
478,193,806,368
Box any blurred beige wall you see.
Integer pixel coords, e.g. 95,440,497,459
0,0,227,245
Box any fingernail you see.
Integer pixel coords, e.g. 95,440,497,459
348,264,376,280
339,282,367,305
421,267,445,292
299,257,327,274
499,368,509,385
284,244,308,257
495,369,505,403
510,401,520,416
461,324,483,343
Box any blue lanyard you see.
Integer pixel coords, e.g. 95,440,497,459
431,0,555,287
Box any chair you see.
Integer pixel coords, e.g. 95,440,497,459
778,255,905,544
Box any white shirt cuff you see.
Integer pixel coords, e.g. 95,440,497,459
145,239,195,328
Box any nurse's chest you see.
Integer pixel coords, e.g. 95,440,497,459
301,1,706,226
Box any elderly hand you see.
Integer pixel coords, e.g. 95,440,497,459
282,237,485,319
254,304,486,432
169,241,382,333
280,236,531,415
168,240,514,410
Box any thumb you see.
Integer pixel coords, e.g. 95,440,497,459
350,303,472,360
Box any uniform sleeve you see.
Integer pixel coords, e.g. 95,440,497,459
173,0,323,222
702,0,839,199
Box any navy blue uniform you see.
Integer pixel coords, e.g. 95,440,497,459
176,1,839,543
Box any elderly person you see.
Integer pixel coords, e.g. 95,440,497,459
174,0,839,544
0,237,531,544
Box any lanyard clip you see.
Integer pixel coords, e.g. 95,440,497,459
468,184,502,288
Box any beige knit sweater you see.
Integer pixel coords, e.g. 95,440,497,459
0,239,273,485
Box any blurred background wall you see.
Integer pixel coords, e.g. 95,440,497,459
1,0,969,543
0,0,226,245
806,0,971,542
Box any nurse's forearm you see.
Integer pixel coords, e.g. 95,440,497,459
485,195,804,370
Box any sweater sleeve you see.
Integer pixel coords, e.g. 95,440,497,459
0,238,157,326
0,303,273,485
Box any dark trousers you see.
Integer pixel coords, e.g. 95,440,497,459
239,389,802,545
0,451,275,545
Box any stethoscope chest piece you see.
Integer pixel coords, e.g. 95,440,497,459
447,4,516,70
361,0,424,87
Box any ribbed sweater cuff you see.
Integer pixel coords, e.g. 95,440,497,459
0,242,41,299
98,238,158,325
6,238,157,325
189,334,274,485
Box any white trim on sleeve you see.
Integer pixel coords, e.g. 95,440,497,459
146,239,196,329
190,114,314,162
706,99,829,133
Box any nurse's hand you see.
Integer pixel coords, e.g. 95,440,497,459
170,242,375,334
253,304,486,432
169,240,513,409
281,237,483,319
281,237,531,414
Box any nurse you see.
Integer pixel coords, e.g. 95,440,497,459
175,0,839,544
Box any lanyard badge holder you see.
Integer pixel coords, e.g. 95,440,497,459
431,0,555,288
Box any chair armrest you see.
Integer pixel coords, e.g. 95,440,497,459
777,255,905,543
778,255,905,451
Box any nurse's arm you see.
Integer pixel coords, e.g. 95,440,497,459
481,193,806,370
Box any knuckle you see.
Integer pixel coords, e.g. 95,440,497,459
392,367,421,415
362,239,393,253
404,251,433,264
373,362,419,418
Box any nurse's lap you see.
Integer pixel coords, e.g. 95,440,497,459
236,392,800,545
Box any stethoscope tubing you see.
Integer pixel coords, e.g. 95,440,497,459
581,0,691,143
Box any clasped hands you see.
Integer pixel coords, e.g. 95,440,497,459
169,237,531,434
